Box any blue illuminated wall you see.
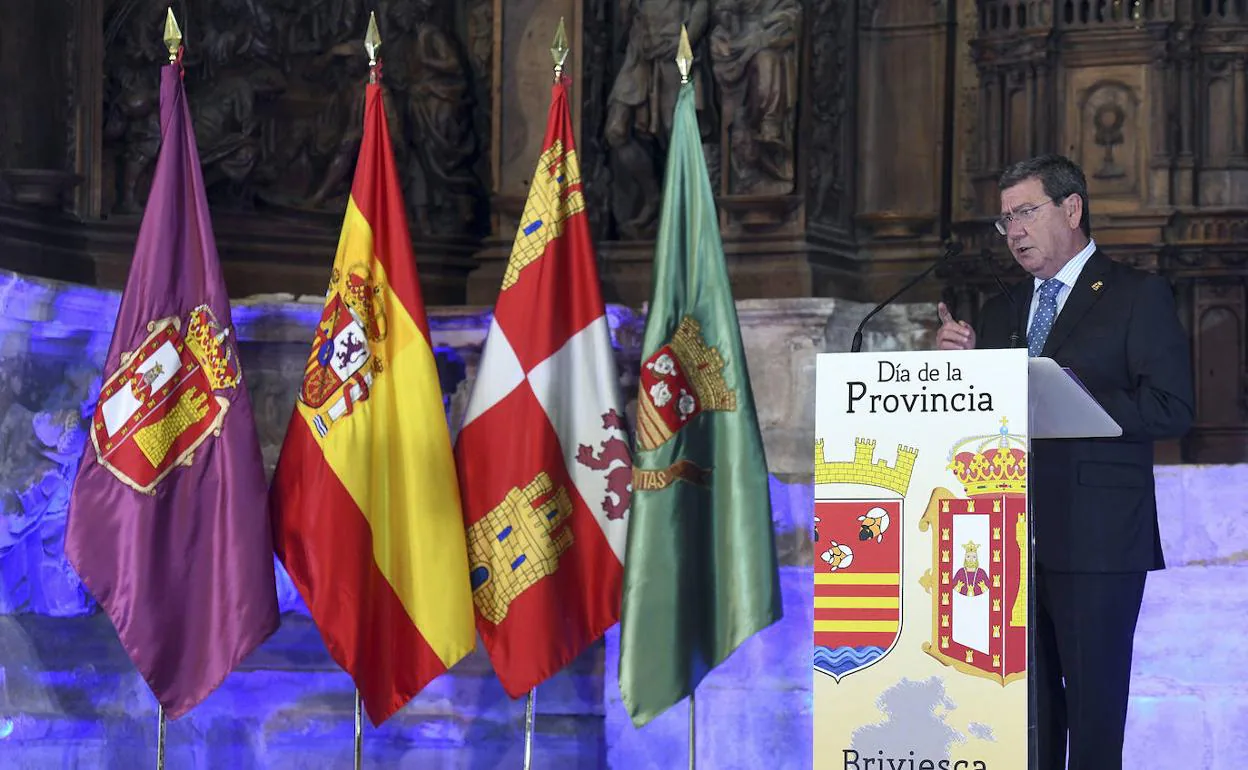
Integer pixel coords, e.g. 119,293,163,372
0,269,1245,769
0,271,613,768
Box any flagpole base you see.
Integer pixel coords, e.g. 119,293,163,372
156,704,167,770
688,690,696,770
523,687,537,769
354,689,363,770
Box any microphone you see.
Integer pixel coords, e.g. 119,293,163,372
980,250,1025,348
851,241,964,353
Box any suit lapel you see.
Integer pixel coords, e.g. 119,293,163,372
1041,250,1112,357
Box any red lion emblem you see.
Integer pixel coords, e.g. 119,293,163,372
575,409,633,520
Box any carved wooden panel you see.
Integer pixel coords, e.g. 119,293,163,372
1200,57,1245,163
1062,66,1149,209
0,2,76,211
1190,277,1248,461
855,4,946,225
950,1,1248,461
1196,288,1245,424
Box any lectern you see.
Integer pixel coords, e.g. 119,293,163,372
811,348,1119,770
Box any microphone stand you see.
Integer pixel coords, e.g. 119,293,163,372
980,249,1026,348
851,241,963,353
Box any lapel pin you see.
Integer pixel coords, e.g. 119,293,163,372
1091,280,1104,292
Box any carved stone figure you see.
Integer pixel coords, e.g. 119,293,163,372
804,0,848,227
103,0,167,213
465,0,494,185
710,0,801,196
273,0,365,57
250,0,373,207
192,69,288,202
100,0,485,234
383,0,484,236
580,0,617,241
304,40,372,207
190,0,280,80
605,0,712,239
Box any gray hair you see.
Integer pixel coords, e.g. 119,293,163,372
998,154,1091,237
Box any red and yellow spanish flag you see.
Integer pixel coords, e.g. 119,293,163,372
270,80,475,726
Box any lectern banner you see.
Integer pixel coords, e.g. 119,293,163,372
814,349,1029,770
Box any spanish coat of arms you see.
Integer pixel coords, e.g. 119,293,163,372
300,263,388,437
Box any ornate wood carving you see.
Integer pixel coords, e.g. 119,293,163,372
99,0,486,239
605,0,714,240
805,0,855,240
710,0,801,199
951,0,1248,461
580,0,616,242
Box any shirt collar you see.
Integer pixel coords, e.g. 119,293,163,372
1034,239,1096,290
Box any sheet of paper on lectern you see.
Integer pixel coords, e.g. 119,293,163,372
1028,357,1122,439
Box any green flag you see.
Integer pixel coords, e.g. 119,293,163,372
618,81,783,727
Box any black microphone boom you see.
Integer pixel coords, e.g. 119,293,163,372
980,250,1025,348
850,241,964,353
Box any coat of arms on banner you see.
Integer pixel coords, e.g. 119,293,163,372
300,264,388,438
813,437,917,681
90,305,241,494
919,418,1028,685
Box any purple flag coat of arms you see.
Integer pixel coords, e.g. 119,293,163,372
65,61,278,719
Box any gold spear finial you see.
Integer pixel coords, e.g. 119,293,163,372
365,11,381,81
551,17,570,81
163,7,182,64
676,24,693,84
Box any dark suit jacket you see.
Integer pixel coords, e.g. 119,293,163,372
974,250,1194,573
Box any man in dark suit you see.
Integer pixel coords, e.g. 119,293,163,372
935,154,1194,770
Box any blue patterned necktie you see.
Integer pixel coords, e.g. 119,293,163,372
1027,278,1063,357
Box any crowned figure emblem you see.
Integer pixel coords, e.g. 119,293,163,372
952,541,989,597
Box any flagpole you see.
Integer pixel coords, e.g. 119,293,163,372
156,705,167,770
354,689,364,769
512,28,561,770
154,18,178,768
688,690,696,770
522,687,537,769
675,26,697,770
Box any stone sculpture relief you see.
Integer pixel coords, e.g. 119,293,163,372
464,0,494,193
101,0,486,237
382,0,484,235
710,0,801,196
805,0,850,228
605,0,715,239
580,0,617,241
103,0,168,214
97,0,820,240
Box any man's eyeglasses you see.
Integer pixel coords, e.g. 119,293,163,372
994,197,1063,235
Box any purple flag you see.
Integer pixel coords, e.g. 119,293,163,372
65,62,278,718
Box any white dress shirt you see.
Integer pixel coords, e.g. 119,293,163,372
1026,239,1097,331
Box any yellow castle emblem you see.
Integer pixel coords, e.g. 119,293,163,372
467,472,575,625
503,140,586,291
815,438,918,495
